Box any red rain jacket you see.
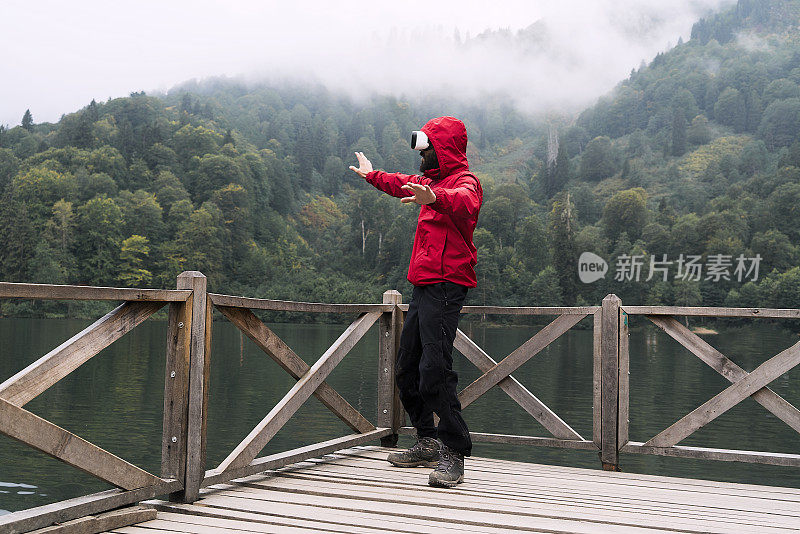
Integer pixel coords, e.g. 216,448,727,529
365,116,483,288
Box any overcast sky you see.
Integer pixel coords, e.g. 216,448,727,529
1,0,736,127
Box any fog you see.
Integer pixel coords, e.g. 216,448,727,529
1,0,736,126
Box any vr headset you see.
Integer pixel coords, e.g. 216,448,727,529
410,131,430,150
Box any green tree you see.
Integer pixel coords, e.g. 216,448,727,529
119,235,152,286
687,115,712,145
714,88,747,133
74,195,124,284
579,136,617,181
671,109,687,156
21,109,33,132
548,192,578,304
602,188,648,242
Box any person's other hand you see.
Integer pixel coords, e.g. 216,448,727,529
401,183,436,205
349,152,373,178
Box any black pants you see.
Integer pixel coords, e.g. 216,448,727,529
396,282,472,456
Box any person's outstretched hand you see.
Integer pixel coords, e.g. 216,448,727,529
349,152,373,178
401,183,436,205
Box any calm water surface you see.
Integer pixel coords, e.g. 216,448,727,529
1,315,799,513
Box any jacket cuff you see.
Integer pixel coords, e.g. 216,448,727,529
429,187,450,213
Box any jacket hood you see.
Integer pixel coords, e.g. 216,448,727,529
420,116,469,178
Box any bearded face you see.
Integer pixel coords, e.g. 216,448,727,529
419,147,439,173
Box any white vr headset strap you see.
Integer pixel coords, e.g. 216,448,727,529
411,131,430,150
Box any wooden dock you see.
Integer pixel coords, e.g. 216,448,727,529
4,277,800,533
104,445,800,534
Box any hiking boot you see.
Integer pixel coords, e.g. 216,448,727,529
387,437,441,467
428,444,464,487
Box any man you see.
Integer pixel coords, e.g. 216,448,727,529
349,116,482,487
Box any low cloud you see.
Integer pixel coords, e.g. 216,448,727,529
0,0,736,125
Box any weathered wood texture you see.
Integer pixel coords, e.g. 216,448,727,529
215,306,373,433
161,301,191,488
646,341,800,447
600,294,621,468
592,311,602,448
623,442,800,467
618,309,629,447
458,313,587,409
215,312,381,473
397,304,600,315
135,445,800,534
623,305,800,318
0,282,190,302
208,293,390,313
0,398,162,490
0,301,164,407
454,330,582,440
0,482,180,534
177,272,209,503
377,290,402,446
201,429,390,487
27,506,156,534
647,315,800,434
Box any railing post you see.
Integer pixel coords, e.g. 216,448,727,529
378,290,402,447
161,281,192,501
176,271,210,502
600,294,622,471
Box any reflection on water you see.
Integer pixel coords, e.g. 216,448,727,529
1,315,799,513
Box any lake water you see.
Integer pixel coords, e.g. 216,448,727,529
1,314,800,514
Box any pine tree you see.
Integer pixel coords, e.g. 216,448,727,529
21,109,33,132
671,109,687,157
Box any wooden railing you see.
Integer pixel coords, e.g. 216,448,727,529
0,278,193,533
2,277,800,532
618,302,800,468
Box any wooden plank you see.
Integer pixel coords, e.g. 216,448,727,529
151,505,520,534
203,483,783,534
202,429,390,487
178,271,208,503
0,481,181,534
294,451,800,515
377,290,402,446
208,293,390,313
396,304,600,315
391,307,405,434
623,442,800,467
647,315,800,434
468,431,597,450
239,473,799,529
135,510,393,534
623,305,800,318
348,446,800,498
460,305,600,315
0,301,164,407
458,313,587,409
0,398,162,490
646,341,800,447
454,331,582,440
593,311,602,448
161,301,191,487
618,309,629,446
329,448,800,506
0,282,190,302
214,312,382,473
600,294,621,468
28,506,157,534
215,306,374,434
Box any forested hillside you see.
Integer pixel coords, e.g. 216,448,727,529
2,0,800,317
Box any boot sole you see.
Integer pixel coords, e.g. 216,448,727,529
387,459,439,468
428,474,464,487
